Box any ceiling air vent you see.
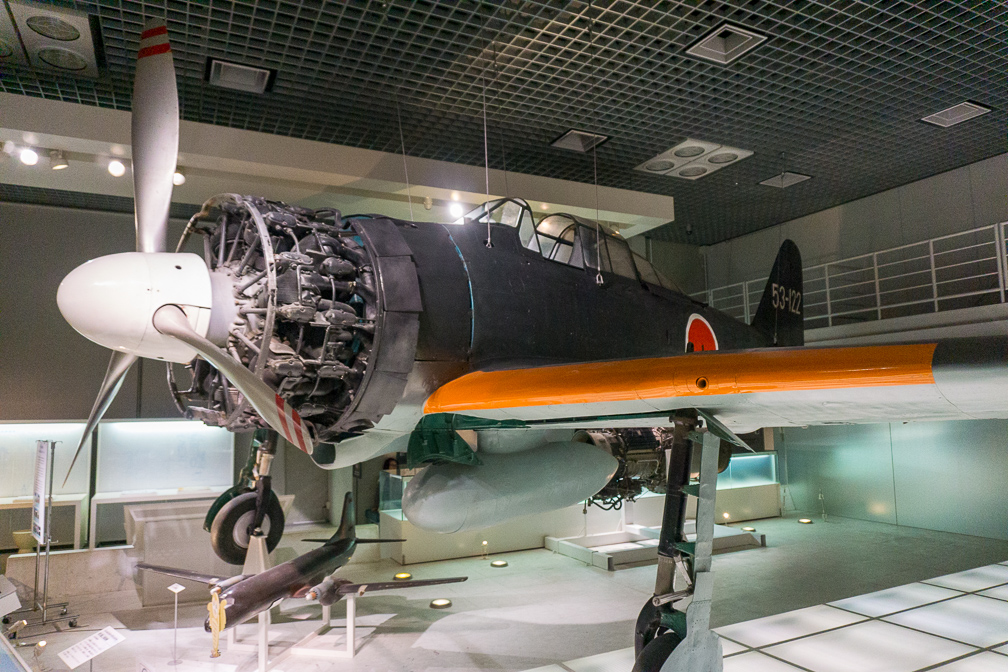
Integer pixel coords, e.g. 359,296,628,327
206,58,276,94
686,23,766,65
921,102,990,128
760,172,811,188
635,138,752,180
551,129,609,153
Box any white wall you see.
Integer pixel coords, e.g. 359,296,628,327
703,152,1008,289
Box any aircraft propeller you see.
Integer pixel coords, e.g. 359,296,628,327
58,20,312,486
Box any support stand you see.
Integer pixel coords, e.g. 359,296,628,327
225,534,359,670
632,420,723,672
7,441,77,640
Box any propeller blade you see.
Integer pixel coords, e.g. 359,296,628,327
64,351,137,486
152,305,314,455
132,20,179,254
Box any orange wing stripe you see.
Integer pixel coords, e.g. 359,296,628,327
424,343,938,414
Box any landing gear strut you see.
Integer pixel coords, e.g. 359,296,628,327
206,429,285,565
632,413,723,672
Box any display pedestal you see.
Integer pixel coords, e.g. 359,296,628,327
226,535,358,670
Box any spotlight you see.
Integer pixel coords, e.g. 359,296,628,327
108,159,126,177
722,512,731,520
540,203,550,211
490,560,508,568
798,518,813,524
19,148,39,166
49,150,68,170
741,526,756,532
173,169,185,186
429,598,452,609
449,203,464,218
450,191,460,201
393,572,412,581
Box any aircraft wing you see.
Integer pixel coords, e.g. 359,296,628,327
423,337,1008,432
136,562,228,586
337,576,467,596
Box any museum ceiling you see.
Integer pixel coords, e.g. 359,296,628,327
1,0,1005,244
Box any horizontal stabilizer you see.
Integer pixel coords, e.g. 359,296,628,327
136,562,227,586
337,576,467,597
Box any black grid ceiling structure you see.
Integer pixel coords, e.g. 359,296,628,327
1,0,1005,245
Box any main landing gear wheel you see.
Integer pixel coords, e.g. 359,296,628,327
632,632,684,672
210,490,284,565
635,598,669,657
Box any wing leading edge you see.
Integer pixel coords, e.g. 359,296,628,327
423,337,1008,431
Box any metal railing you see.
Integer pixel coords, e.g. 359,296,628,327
694,222,1008,330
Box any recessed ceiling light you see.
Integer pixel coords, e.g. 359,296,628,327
921,101,991,128
686,22,767,65
742,526,756,532
644,159,675,172
678,166,708,178
173,170,185,186
708,152,739,164
674,146,706,158
760,172,811,188
491,560,508,568
26,15,80,41
551,129,608,153
206,58,276,94
49,150,68,170
449,203,464,218
429,598,453,609
19,148,38,165
38,47,87,70
108,159,126,177
540,203,549,210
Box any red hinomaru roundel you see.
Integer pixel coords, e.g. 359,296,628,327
685,314,718,353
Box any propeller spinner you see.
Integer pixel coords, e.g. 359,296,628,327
57,20,313,485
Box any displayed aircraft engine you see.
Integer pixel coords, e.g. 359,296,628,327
576,429,672,508
166,197,399,444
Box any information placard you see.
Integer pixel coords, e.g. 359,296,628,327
31,440,49,544
57,626,125,669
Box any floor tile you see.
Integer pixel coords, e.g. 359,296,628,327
714,605,864,648
929,652,1008,672
925,565,1008,592
720,637,748,656
883,595,1008,648
565,647,636,672
830,582,961,617
980,585,1008,602
723,651,805,671
764,620,975,672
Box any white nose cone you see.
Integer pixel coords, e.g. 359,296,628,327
58,252,213,362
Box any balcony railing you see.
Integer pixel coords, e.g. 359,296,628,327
693,222,1008,330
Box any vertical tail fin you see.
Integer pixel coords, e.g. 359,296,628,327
335,492,355,541
751,240,804,346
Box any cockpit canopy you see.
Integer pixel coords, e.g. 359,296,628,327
460,198,682,293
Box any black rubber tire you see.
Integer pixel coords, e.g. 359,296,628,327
210,490,284,565
631,632,683,672
634,599,669,658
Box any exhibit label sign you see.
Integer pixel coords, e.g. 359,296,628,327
31,440,49,544
57,626,125,669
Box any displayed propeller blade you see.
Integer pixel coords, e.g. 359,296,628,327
64,351,137,486
152,305,314,454
132,19,179,254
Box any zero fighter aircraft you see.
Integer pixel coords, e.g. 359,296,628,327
57,19,1008,557
54,20,1008,672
